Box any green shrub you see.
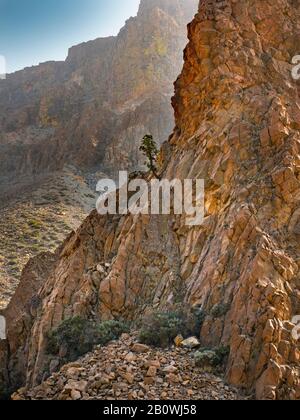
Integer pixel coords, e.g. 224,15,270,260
28,220,43,230
194,350,219,369
95,320,130,345
0,383,11,401
215,345,230,362
138,307,206,348
184,306,206,337
211,303,230,318
194,346,230,370
46,317,129,363
139,312,183,348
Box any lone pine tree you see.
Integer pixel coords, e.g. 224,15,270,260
140,134,160,179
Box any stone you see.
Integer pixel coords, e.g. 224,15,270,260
163,365,178,374
123,373,135,385
181,337,200,349
131,344,150,354
161,391,168,399
166,374,180,384
71,390,81,400
73,381,88,393
95,380,109,391
174,335,184,347
144,377,155,386
125,352,137,363
146,366,157,378
96,265,106,274
145,360,161,368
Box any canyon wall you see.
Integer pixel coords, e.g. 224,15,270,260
0,0,197,315
0,0,197,184
1,0,300,400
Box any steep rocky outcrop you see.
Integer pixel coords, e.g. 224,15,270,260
0,249,59,396
0,0,197,311
0,0,197,182
1,0,300,400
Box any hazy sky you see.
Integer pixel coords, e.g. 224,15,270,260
0,0,140,73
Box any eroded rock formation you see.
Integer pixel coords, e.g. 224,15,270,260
0,0,197,183
0,0,197,316
1,0,300,400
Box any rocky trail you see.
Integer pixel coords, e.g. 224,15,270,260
12,334,246,401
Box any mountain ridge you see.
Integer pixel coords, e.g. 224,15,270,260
0,0,198,310
0,0,197,181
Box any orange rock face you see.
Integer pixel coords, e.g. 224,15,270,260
1,0,300,400
0,0,197,183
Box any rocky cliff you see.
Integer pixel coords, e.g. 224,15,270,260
1,0,300,400
0,0,197,310
0,0,197,183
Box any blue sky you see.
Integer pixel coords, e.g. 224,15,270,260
0,0,140,73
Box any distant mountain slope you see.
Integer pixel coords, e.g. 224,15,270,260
0,0,197,308
0,0,197,182
0,167,97,310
